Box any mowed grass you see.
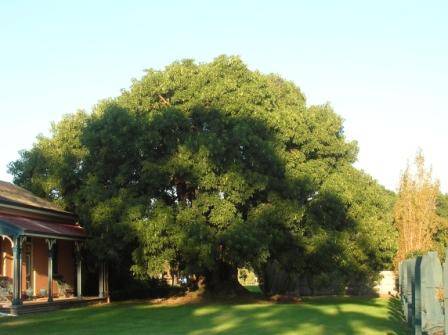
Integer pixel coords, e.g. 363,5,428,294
0,297,408,335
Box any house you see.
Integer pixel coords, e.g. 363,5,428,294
0,181,107,314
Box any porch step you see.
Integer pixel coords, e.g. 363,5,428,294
2,297,107,316
0,307,10,314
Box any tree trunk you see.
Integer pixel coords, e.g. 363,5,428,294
258,260,301,296
203,262,247,296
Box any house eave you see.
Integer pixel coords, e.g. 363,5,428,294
0,200,78,223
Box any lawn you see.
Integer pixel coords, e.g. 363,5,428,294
0,297,407,335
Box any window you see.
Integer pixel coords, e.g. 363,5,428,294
52,242,58,275
0,239,3,276
24,240,33,290
26,254,31,277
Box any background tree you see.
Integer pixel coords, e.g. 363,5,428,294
432,193,448,256
260,165,396,295
394,151,440,263
8,56,396,295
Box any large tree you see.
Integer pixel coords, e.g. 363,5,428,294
9,56,394,294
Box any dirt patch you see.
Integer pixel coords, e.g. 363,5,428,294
147,287,270,306
150,292,302,306
268,294,302,304
150,290,205,306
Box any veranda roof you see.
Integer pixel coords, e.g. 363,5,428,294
0,181,85,240
0,213,86,240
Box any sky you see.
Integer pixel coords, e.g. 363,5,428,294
0,0,447,193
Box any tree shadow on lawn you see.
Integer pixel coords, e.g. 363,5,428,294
387,297,410,335
0,297,409,335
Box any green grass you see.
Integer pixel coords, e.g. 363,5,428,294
0,297,408,335
244,285,262,294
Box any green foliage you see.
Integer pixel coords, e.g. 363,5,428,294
259,165,397,295
432,193,448,256
109,278,174,301
8,56,396,294
437,194,448,219
300,166,397,294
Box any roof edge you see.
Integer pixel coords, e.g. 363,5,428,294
0,199,78,222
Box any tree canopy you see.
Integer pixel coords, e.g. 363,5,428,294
8,56,396,294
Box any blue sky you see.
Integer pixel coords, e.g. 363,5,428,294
1,0,447,192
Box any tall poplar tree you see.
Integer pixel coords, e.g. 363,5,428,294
394,151,440,262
